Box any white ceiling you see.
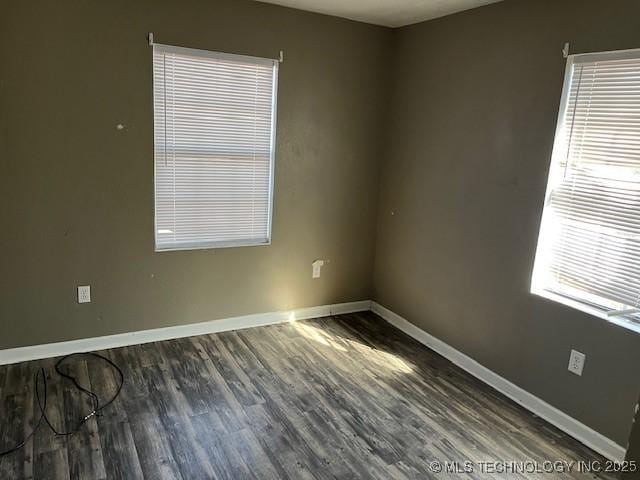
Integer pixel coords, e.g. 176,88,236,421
256,0,504,27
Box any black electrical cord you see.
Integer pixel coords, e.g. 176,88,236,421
0,352,124,457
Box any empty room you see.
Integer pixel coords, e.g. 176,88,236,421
2,0,640,478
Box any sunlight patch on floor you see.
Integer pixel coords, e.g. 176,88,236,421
291,321,413,374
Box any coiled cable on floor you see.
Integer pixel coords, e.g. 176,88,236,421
0,352,124,457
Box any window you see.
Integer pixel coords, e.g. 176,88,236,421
153,44,278,251
532,48,640,329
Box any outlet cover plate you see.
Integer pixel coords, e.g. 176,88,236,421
77,285,91,304
312,260,324,279
568,349,585,376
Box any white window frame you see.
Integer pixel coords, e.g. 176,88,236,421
531,47,640,334
152,43,279,252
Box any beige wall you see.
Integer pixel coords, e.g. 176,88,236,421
374,0,640,445
0,0,391,349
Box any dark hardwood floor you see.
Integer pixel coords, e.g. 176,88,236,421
0,311,616,479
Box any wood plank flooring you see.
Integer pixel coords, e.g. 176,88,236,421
0,312,617,479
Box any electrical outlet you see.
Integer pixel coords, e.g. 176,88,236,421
568,349,585,376
77,285,91,304
312,260,324,279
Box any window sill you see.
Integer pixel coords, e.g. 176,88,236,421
155,239,271,252
531,288,640,336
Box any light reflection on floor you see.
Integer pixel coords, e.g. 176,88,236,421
289,316,414,374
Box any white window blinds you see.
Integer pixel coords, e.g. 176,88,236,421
153,44,278,251
532,49,640,326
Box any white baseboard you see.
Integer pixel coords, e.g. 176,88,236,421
0,300,371,366
370,301,627,463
